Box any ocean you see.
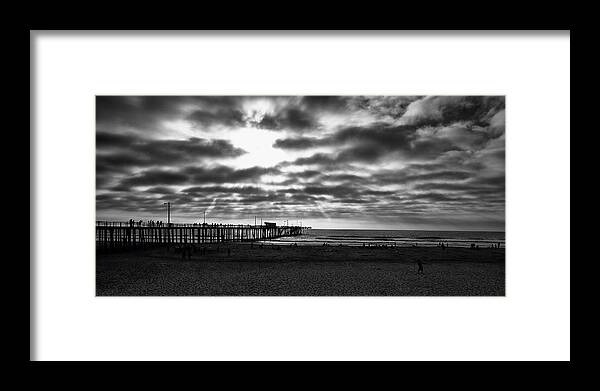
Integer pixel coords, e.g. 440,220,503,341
265,229,505,248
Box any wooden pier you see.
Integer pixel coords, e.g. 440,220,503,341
96,221,311,252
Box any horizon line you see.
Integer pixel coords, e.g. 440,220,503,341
95,220,504,232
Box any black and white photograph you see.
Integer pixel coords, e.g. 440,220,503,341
32,31,569,362
96,95,505,296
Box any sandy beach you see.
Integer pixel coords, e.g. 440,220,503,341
96,243,505,296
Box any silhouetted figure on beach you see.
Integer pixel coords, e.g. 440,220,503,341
417,260,424,275
441,242,445,250
470,243,475,249
181,245,192,260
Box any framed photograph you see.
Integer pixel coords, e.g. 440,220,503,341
31,31,570,361
95,95,506,297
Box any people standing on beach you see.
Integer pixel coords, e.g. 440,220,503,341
417,260,424,275
181,244,192,260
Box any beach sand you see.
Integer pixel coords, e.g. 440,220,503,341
96,243,504,296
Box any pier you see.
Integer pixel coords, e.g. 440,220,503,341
96,221,311,252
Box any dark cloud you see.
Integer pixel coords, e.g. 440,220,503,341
97,96,183,132
350,96,423,119
96,132,138,148
403,170,473,182
287,153,340,167
119,169,189,187
144,186,178,194
97,96,504,230
254,107,319,132
401,96,505,127
186,107,246,129
300,96,350,112
110,165,280,190
278,124,461,165
181,185,265,195
251,97,352,132
97,96,250,133
293,170,322,179
272,137,322,150
96,132,246,172
182,165,280,184
275,113,503,169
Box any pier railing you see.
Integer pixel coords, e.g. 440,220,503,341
96,221,311,251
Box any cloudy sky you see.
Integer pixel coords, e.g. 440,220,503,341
96,96,505,230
